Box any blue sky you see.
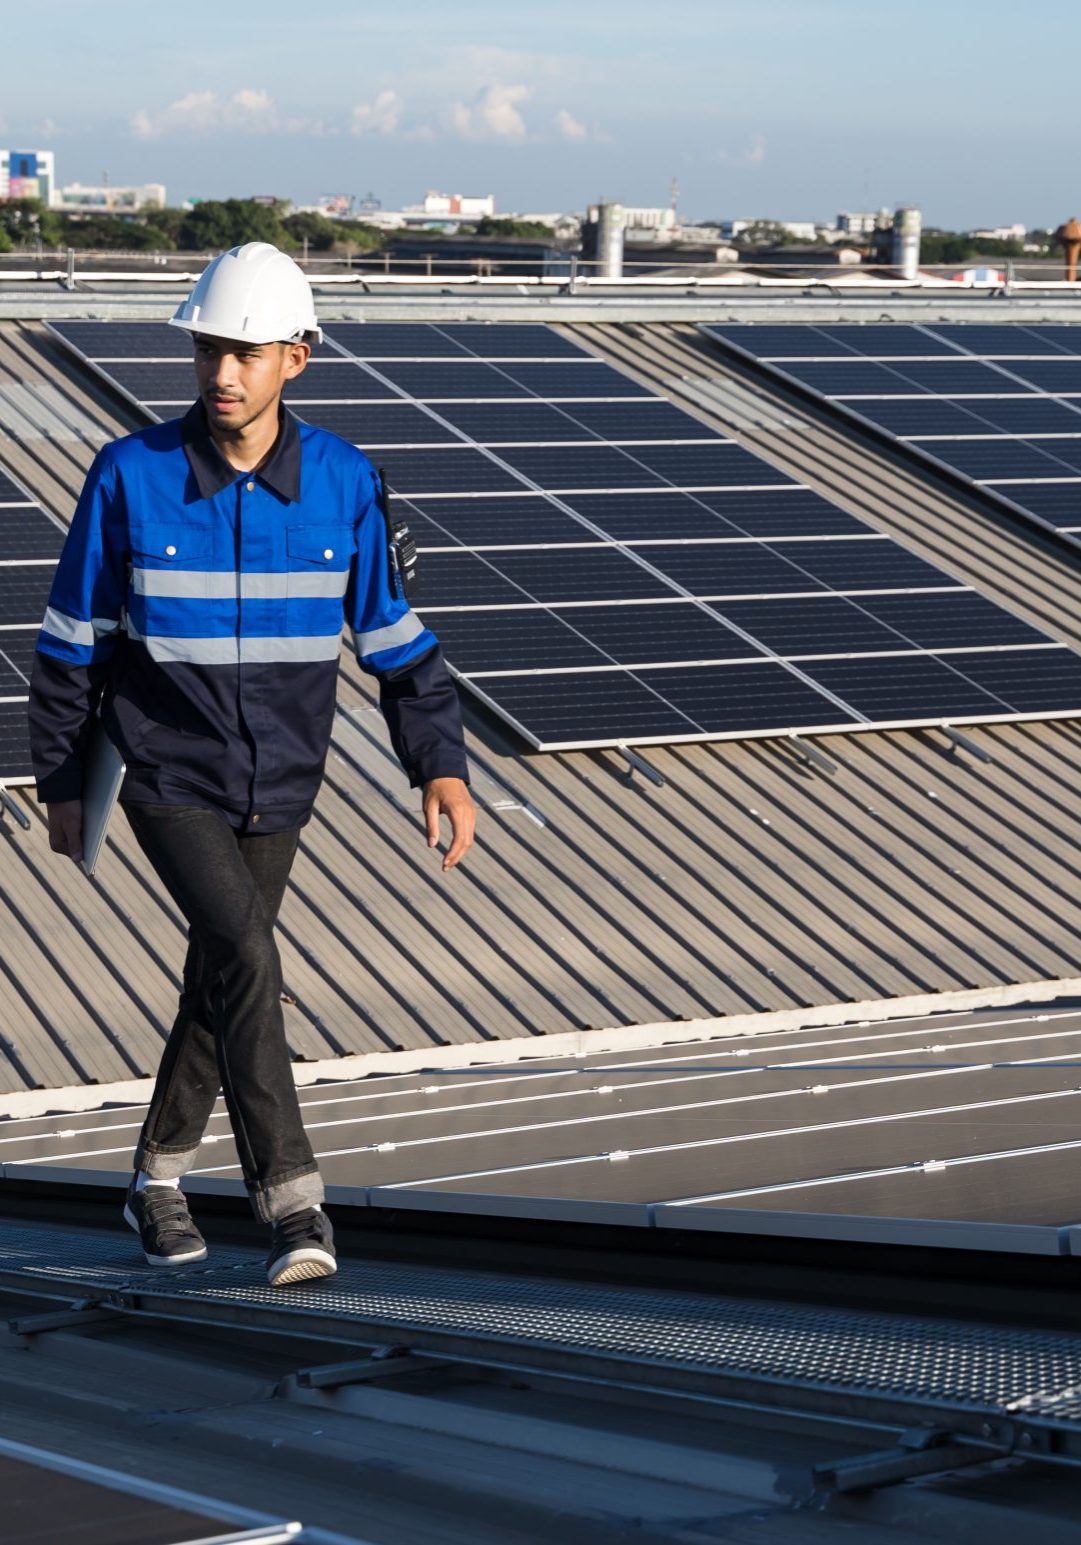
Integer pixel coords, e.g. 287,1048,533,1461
4,0,1077,227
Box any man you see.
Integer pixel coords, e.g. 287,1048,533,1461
27,242,475,1286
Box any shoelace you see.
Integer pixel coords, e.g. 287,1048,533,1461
272,1208,324,1248
140,1189,197,1238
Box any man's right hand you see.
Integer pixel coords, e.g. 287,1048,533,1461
46,800,84,865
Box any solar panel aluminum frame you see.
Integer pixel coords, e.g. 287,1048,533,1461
699,323,1081,558
362,1182,1070,1254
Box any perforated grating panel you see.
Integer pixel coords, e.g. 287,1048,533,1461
1,1221,1080,1427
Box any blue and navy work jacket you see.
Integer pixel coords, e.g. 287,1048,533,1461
28,403,468,832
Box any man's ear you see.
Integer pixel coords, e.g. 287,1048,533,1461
283,340,311,379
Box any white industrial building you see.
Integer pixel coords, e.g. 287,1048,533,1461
56,181,167,213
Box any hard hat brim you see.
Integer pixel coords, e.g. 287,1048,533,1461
169,315,324,346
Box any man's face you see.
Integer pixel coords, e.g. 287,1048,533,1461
193,335,310,434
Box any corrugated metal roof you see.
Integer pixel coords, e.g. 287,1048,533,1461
4,311,1081,1098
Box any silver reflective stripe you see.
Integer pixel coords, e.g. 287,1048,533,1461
354,611,425,657
132,631,343,665
133,568,349,599
41,606,122,645
132,569,215,598
240,634,343,663
143,634,239,666
240,570,349,599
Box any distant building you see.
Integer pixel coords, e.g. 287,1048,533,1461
56,181,166,213
620,207,678,232
0,149,55,205
836,211,880,236
720,218,819,242
970,224,1026,242
420,191,496,219
748,244,863,270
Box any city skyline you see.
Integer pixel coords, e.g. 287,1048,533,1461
3,0,1077,228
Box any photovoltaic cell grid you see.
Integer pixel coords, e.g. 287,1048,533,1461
47,320,1081,751
701,321,1081,543
0,466,63,784
5,1006,1081,1251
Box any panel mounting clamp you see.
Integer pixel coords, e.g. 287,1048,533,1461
941,725,993,764
615,745,665,788
787,735,838,776
0,789,30,831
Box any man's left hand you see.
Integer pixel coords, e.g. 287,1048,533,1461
423,777,475,871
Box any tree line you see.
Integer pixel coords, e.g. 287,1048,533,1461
0,198,383,255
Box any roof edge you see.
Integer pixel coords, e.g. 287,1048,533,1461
3,974,1078,1122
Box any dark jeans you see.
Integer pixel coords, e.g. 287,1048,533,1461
122,802,323,1223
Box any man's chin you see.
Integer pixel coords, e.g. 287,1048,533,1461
206,401,247,429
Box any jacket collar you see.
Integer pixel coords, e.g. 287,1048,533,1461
181,399,302,503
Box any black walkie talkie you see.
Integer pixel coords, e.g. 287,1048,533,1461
376,467,418,598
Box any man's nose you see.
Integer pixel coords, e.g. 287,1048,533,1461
210,354,241,388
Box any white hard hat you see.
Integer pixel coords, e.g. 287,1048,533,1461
169,242,323,345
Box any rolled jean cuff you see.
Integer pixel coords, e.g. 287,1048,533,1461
248,1164,324,1224
135,1140,202,1181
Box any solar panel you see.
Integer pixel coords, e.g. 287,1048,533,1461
702,320,1081,546
814,324,963,358
99,359,381,407
911,438,1081,481
402,495,588,547
0,691,33,782
47,320,1081,753
1003,360,1081,395
564,489,870,540
8,1004,1081,1251
332,320,593,360
300,403,458,444
0,465,65,785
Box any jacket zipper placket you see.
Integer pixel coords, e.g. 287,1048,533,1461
235,477,259,822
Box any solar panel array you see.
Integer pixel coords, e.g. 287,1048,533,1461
6,1005,1081,1251
0,466,63,784
48,319,1081,751
702,321,1081,542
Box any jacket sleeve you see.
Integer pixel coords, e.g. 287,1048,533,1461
27,448,127,802
345,467,469,789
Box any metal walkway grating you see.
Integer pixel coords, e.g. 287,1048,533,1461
2,1221,1080,1434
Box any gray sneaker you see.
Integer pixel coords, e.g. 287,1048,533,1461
267,1207,336,1287
124,1178,208,1267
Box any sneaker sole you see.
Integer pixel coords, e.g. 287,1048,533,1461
123,1201,208,1267
268,1247,338,1287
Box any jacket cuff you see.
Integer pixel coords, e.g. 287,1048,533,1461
36,758,85,804
411,758,471,791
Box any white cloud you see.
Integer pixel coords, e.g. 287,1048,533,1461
351,89,401,136
448,83,530,141
554,108,587,142
717,133,767,167
131,88,308,138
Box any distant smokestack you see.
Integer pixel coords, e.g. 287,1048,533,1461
1056,217,1081,281
891,206,921,281
595,201,625,279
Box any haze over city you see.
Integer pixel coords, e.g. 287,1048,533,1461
3,0,1077,227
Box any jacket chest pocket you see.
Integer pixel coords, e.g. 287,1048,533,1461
285,526,353,599
129,522,215,598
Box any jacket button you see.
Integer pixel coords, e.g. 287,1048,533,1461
323,548,334,560
165,544,177,556
251,813,261,824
